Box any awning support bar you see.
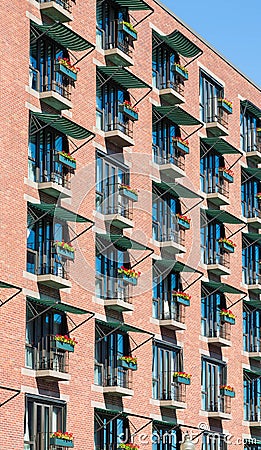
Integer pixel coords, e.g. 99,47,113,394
131,332,154,352
131,249,154,269
183,197,204,215
68,312,95,333
70,133,95,155
133,86,152,108
0,386,20,408
182,123,204,140
133,8,154,27
68,223,94,245
183,50,203,67
0,287,22,308
181,271,203,291
227,223,247,240
230,293,247,308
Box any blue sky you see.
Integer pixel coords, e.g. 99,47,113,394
159,0,261,88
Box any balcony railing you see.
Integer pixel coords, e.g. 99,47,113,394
242,201,261,219
29,67,72,100
42,80,71,100
153,220,185,246
37,0,75,13
152,144,185,171
95,275,132,303
202,319,231,341
203,393,230,414
153,371,186,403
206,107,229,129
27,242,70,280
244,402,261,422
201,171,230,198
204,252,230,269
105,120,134,139
100,20,134,57
94,363,132,389
244,336,261,353
243,269,261,286
26,335,70,373
153,70,185,96
153,293,185,323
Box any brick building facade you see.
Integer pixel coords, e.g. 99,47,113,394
1,0,261,449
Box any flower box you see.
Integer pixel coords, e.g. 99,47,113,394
50,437,74,448
118,273,138,286
220,388,235,398
173,139,190,154
220,241,235,253
119,104,138,121
171,64,188,80
56,63,77,81
118,22,137,40
54,152,76,170
218,99,233,114
173,375,191,385
172,293,191,307
118,359,138,371
119,186,138,202
54,340,75,352
177,216,190,230
221,315,235,325
220,170,234,183
56,245,75,261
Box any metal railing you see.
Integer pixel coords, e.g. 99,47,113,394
94,363,132,389
41,80,71,100
27,335,69,373
243,268,261,285
244,402,261,422
152,221,185,246
27,244,70,280
205,251,230,269
102,20,134,57
244,335,261,353
202,319,231,340
203,393,230,414
95,275,132,303
37,0,75,13
105,120,134,138
153,372,186,403
152,144,185,171
242,201,261,219
201,171,230,198
206,107,229,129
153,70,185,95
153,293,185,323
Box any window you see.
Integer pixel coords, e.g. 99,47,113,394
95,322,132,389
24,395,66,450
94,410,130,450
96,75,132,137
25,299,67,370
240,105,259,152
152,422,180,450
96,153,130,215
202,434,227,450
200,71,223,124
201,290,228,339
242,241,261,285
30,24,72,99
28,116,71,185
152,341,182,401
152,38,180,91
244,372,261,421
152,264,184,322
152,186,180,243
241,171,260,218
27,209,69,278
243,306,261,353
200,146,228,198
201,358,226,412
152,118,182,167
200,217,227,266
96,1,134,55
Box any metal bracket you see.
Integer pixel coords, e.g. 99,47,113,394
181,271,203,291
130,7,154,27
0,285,22,308
229,293,247,308
227,223,247,240
95,322,154,351
0,386,20,408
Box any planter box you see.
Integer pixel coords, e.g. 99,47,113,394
56,245,75,261
220,241,235,254
56,63,77,81
220,388,235,398
118,273,138,286
173,295,190,307
118,22,137,40
220,170,234,183
221,315,235,325
50,437,74,448
118,359,138,371
54,153,76,170
218,100,232,114
119,187,138,202
173,375,191,385
177,217,190,230
119,104,138,121
171,64,188,80
173,140,190,154
54,340,75,352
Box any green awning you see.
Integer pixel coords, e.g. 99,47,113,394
155,259,198,273
242,167,261,182
95,407,127,416
31,112,93,140
153,105,201,126
202,209,244,224
27,296,90,315
201,137,241,155
241,100,261,119
154,181,201,199
113,0,152,10
31,21,93,51
98,67,150,90
153,419,178,428
243,232,261,244
97,319,148,334
97,233,153,252
0,281,20,289
154,30,201,58
202,280,245,295
28,202,93,223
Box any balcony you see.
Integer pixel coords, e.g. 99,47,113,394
104,121,134,147
244,409,261,427
36,164,72,199
202,321,232,347
202,173,230,206
153,224,186,255
98,21,135,67
243,271,261,294
204,395,232,420
96,276,134,312
29,335,71,382
244,208,261,229
244,341,261,360
153,70,186,105
102,201,134,229
39,80,72,111
245,141,261,164
153,144,186,179
38,0,74,22
152,295,187,331
27,247,72,289
95,364,134,397
152,377,187,409
205,109,229,137
205,252,231,276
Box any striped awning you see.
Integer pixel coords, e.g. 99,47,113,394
31,112,93,140
31,21,93,51
97,66,150,90
202,209,244,225
27,296,90,315
28,202,93,223
154,259,198,273
201,137,241,155
97,233,152,252
154,30,202,58
202,280,244,295
153,105,201,126
241,100,261,119
154,181,201,199
113,0,152,10
242,167,261,182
